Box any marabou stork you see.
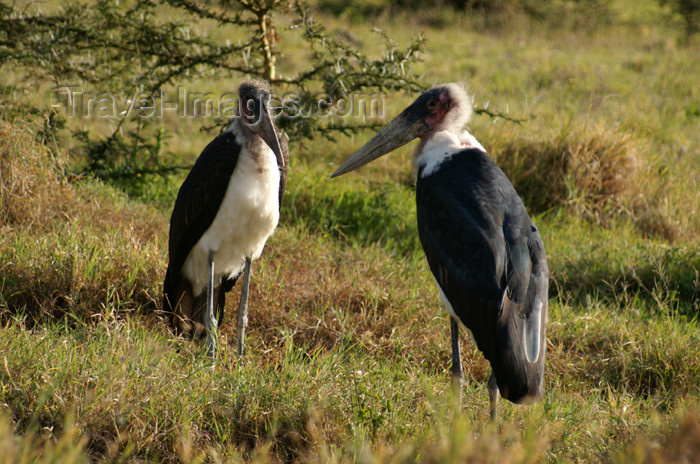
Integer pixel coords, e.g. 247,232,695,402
332,83,548,419
163,80,288,359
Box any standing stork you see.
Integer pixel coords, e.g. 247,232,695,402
332,83,548,419
163,80,288,360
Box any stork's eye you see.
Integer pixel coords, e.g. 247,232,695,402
427,98,438,110
241,97,256,119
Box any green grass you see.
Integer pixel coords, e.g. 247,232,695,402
1,0,700,462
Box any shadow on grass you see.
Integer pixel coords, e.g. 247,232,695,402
0,265,159,328
551,244,699,319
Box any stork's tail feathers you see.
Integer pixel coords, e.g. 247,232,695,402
162,268,236,338
163,267,199,336
492,293,547,404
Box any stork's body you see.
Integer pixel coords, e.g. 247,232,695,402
179,122,281,296
163,81,288,359
332,84,548,418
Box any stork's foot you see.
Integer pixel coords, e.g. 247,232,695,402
488,372,499,422
451,369,464,390
205,328,217,361
451,370,464,405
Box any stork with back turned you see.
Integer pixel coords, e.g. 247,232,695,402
332,83,548,419
163,80,288,360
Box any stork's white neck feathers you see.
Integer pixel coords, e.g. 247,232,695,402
415,130,485,177
434,83,474,133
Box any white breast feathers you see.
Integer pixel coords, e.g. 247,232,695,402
182,124,281,296
415,130,485,178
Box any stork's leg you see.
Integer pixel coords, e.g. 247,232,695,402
204,251,218,360
488,371,499,422
236,257,252,358
450,317,464,401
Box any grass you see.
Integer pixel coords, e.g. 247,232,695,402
1,0,700,461
0,121,164,321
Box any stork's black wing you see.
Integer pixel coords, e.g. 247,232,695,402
416,148,548,403
167,131,242,279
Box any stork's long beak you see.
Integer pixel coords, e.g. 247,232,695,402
256,103,285,169
331,106,430,178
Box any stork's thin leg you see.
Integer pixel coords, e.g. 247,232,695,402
204,251,218,360
450,317,464,402
488,371,499,422
236,257,252,358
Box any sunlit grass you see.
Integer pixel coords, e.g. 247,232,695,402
1,0,699,461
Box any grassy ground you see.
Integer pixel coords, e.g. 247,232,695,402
1,0,699,462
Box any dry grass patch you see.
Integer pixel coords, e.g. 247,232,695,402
0,120,163,240
224,227,455,370
617,407,700,464
0,123,74,230
485,121,683,241
0,119,166,322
